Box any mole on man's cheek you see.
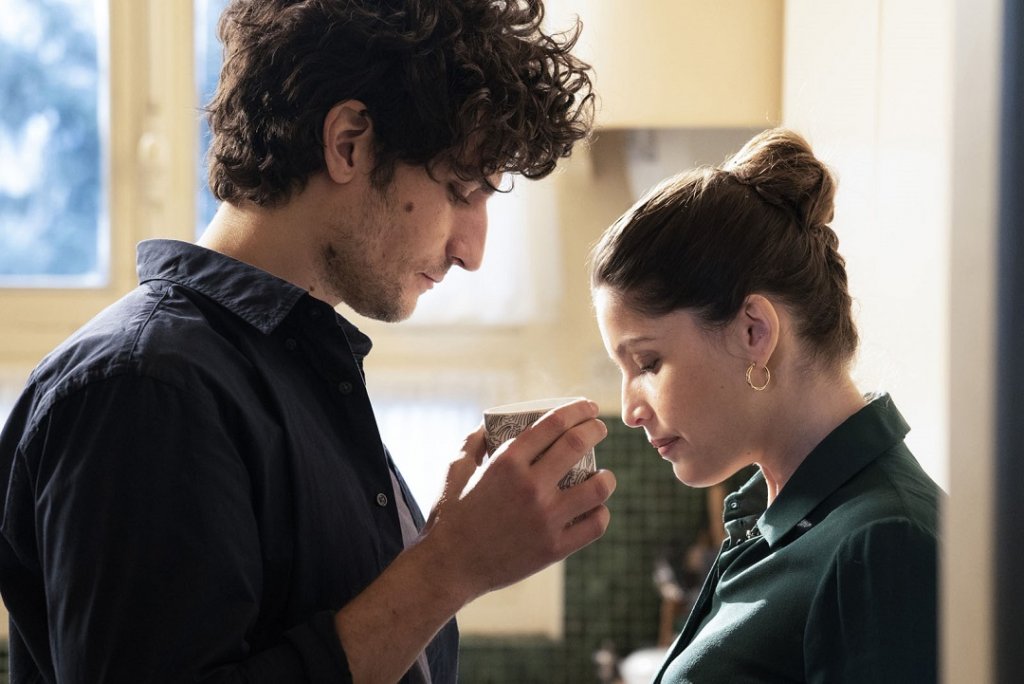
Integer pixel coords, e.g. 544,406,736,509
404,202,415,213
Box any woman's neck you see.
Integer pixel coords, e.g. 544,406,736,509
756,371,866,506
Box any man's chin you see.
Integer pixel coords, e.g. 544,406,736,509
348,296,416,323
379,308,414,323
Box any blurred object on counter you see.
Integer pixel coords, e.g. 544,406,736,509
620,647,670,684
593,639,622,684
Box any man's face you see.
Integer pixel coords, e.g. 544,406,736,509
318,162,498,322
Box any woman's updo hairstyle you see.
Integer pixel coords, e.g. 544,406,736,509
590,128,858,369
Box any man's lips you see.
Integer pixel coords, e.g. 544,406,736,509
420,272,443,289
423,267,449,283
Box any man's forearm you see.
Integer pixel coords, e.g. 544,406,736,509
333,533,471,684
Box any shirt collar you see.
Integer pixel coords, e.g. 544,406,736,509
135,240,373,357
737,394,910,548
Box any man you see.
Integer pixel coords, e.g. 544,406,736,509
0,1,615,681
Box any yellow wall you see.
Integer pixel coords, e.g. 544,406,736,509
544,0,784,129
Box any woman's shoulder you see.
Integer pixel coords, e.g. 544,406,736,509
835,441,942,537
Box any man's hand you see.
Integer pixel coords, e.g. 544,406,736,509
424,397,615,602
335,398,614,683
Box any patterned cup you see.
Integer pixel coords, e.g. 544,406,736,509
483,397,597,490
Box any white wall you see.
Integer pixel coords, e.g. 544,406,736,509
783,0,953,490
945,0,1001,679
784,2,1003,681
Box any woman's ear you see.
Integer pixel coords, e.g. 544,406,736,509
322,100,372,184
737,294,780,365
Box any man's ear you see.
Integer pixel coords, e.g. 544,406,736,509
322,100,372,185
736,294,780,365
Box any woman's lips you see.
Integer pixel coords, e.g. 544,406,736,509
650,437,679,457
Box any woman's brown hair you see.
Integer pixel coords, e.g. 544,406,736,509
590,128,858,369
206,0,594,206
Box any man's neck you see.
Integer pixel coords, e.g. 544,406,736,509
197,187,340,306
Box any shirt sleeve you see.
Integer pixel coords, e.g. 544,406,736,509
804,517,938,684
22,373,352,683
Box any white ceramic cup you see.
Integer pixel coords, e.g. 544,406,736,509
483,397,598,489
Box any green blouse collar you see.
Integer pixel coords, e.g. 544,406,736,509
745,394,911,548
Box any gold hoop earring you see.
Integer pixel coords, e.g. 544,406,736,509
746,362,771,391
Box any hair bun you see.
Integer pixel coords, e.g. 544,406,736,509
723,128,836,231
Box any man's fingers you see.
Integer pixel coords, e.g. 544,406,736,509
501,398,599,464
559,504,612,556
532,416,608,485
557,469,616,521
492,398,608,489
447,425,486,496
426,425,488,530
461,423,488,466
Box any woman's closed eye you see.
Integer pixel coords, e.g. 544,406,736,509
637,357,660,374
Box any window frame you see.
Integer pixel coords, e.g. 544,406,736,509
0,0,197,368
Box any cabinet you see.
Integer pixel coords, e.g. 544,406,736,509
545,0,783,128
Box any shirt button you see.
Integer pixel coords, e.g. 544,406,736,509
338,381,353,394
729,501,739,510
284,338,298,351
376,492,389,507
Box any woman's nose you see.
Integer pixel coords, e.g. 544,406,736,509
621,387,650,428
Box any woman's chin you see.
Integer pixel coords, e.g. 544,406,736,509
671,462,711,488
671,461,732,489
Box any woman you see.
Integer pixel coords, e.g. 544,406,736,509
590,129,941,683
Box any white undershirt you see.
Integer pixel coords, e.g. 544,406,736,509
389,468,433,684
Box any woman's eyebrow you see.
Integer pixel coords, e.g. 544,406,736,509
615,335,657,357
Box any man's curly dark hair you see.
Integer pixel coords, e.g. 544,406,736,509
206,0,595,206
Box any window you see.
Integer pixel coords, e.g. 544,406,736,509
194,0,228,234
0,0,107,287
0,1,196,370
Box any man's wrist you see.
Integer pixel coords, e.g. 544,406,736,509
331,531,475,683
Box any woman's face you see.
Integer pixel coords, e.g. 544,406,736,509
594,287,756,487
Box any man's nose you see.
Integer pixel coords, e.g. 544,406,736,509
447,204,487,271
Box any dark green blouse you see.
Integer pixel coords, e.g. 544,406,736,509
655,395,941,683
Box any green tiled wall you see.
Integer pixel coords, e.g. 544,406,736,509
459,418,715,683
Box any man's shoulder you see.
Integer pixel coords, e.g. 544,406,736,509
28,282,255,418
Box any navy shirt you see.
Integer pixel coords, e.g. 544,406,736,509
0,240,458,683
656,395,941,683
